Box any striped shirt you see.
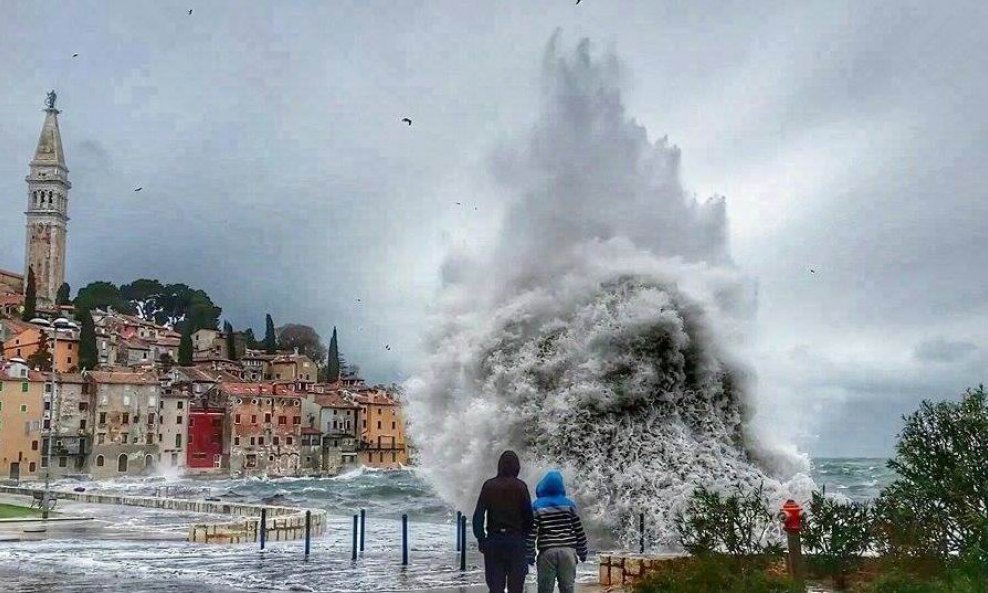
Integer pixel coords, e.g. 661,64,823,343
526,504,589,559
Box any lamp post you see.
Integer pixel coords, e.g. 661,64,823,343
30,316,78,522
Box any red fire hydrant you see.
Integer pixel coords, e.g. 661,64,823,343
781,499,803,533
780,500,805,586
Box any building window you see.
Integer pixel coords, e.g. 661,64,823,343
80,419,87,430
20,404,27,413
146,434,154,445
41,457,47,468
265,413,271,423
379,453,384,462
78,401,88,412
235,414,241,424
31,440,38,451
367,453,372,462
293,416,301,425
22,382,28,392
392,452,397,462
378,408,382,415
58,456,67,468
96,455,104,467
249,437,256,446
258,437,265,446
29,462,36,472
177,401,184,410
122,413,130,425
176,416,183,425
362,420,366,428
45,383,53,393
234,437,240,446
147,413,155,425
97,433,105,445
392,422,396,430
377,421,381,430
175,434,182,448
278,416,286,425
117,454,128,472
286,436,293,445
273,436,280,446
251,415,257,424
99,412,106,424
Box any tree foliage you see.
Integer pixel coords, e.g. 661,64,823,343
802,489,873,586
263,314,277,354
178,322,193,366
326,326,340,383
875,386,988,562
77,308,98,371
22,267,37,321
223,321,238,361
74,279,221,330
55,282,71,307
675,484,784,556
277,323,326,363
26,332,52,371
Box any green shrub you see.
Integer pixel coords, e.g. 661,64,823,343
675,483,784,556
851,561,988,593
802,489,874,586
877,386,988,562
633,555,796,593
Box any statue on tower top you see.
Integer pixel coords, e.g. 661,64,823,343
45,90,57,109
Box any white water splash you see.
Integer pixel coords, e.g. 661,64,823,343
406,33,811,548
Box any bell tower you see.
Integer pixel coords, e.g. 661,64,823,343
24,90,71,307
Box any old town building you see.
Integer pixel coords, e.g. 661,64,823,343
222,382,303,476
88,372,160,478
0,359,44,480
158,387,192,472
186,389,226,474
355,389,408,469
269,352,318,382
45,373,91,477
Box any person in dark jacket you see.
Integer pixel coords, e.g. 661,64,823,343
473,450,534,593
526,470,588,593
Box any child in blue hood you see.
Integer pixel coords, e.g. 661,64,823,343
525,470,588,593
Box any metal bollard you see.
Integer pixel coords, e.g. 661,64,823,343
352,514,359,561
304,510,311,558
260,508,267,550
639,513,645,554
402,514,409,566
459,516,467,571
456,510,462,551
360,508,366,552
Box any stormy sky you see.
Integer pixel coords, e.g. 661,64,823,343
1,1,985,457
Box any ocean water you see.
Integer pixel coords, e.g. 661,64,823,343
0,459,894,592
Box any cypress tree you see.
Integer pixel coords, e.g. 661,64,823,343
224,320,238,361
178,321,193,366
22,267,37,321
327,326,340,383
78,308,98,371
55,282,71,307
263,314,277,354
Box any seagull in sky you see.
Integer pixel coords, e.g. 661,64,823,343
401,117,412,126
72,53,79,58
134,187,143,192
188,9,193,15
810,269,816,274
385,345,391,351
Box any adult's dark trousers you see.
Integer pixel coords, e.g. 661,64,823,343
482,533,528,593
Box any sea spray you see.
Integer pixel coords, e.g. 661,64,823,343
406,32,811,548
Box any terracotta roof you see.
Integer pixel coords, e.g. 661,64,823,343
0,368,46,382
170,366,240,383
313,392,359,409
0,294,24,306
88,371,159,385
352,391,398,406
1,319,37,335
218,382,301,397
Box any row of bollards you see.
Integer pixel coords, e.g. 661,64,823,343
256,506,471,571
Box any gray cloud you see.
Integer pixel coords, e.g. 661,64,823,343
914,338,979,363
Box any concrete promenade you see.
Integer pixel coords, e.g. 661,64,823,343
0,484,326,544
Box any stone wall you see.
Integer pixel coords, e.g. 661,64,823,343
0,485,326,545
597,553,685,587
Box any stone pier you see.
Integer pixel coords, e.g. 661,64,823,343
597,552,685,587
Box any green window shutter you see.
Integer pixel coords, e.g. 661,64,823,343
20,404,27,412
22,382,29,393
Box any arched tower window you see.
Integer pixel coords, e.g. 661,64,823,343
117,454,128,473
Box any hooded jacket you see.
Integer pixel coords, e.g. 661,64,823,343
526,470,588,561
472,451,534,542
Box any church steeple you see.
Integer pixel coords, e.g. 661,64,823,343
24,90,71,307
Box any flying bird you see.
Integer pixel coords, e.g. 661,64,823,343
401,117,412,126
810,269,816,274
134,187,143,192
576,0,582,4
188,9,193,15
455,202,462,205
385,345,391,351
72,53,79,58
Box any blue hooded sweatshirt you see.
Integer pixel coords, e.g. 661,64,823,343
526,471,588,561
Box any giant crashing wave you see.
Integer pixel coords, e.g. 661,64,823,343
406,33,811,549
